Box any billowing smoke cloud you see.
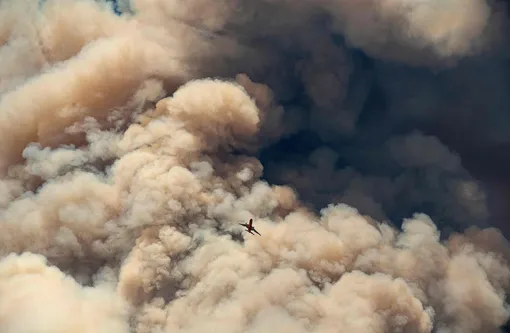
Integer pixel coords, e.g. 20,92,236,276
1,0,510,332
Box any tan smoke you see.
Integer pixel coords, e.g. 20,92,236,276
0,252,130,333
322,0,507,66
0,0,509,333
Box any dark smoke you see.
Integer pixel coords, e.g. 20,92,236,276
1,0,510,332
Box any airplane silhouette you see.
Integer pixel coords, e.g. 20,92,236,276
239,218,261,236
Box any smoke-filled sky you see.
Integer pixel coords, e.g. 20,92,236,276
1,0,510,332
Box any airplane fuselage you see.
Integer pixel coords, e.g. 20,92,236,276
239,219,261,236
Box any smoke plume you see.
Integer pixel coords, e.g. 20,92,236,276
1,0,510,332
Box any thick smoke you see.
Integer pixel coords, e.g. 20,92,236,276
1,0,510,333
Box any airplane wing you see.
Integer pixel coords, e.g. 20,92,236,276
253,228,261,236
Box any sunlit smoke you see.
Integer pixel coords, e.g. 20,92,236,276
0,0,510,333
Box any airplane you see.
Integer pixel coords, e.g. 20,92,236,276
239,218,261,236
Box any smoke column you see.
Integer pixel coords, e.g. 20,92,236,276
1,0,510,332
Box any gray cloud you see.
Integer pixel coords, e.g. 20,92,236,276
0,0,509,333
